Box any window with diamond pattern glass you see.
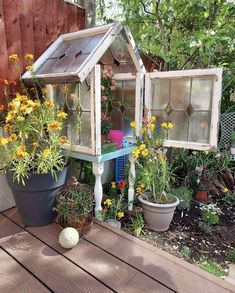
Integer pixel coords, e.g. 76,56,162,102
151,76,213,143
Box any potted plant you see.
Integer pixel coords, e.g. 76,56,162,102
101,111,112,141
54,177,93,236
131,117,179,232
0,53,69,226
99,180,127,229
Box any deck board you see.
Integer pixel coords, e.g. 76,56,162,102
0,214,112,293
0,248,49,293
1,208,235,293
3,208,172,293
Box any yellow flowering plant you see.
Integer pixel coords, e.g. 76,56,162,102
131,116,174,204
0,54,68,185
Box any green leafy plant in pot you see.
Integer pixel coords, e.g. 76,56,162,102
54,177,93,236
131,117,179,232
0,53,69,226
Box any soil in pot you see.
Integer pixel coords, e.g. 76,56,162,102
138,193,179,232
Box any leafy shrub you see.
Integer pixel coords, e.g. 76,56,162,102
200,203,222,225
198,221,212,235
129,212,145,236
227,249,235,263
180,246,192,259
170,186,193,210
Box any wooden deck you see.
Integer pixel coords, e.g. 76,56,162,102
0,208,234,293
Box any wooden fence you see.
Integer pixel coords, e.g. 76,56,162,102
0,0,85,104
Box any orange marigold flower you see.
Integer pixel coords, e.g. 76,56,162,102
61,85,69,94
0,104,4,111
59,136,68,144
44,100,54,108
48,120,62,132
25,65,33,71
42,87,49,95
4,123,12,131
0,138,8,146
56,111,67,119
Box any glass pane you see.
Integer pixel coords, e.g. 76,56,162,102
80,112,91,147
110,33,133,63
188,112,211,143
170,78,191,110
191,77,213,110
100,49,114,64
151,110,168,136
67,111,80,145
80,80,90,111
119,63,137,73
123,109,135,136
110,109,122,130
52,84,66,108
112,81,122,108
123,80,135,109
152,79,170,110
168,111,188,141
66,84,79,110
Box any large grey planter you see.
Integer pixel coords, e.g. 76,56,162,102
138,194,179,232
7,166,69,227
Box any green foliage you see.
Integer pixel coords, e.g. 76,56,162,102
200,203,222,225
129,212,145,236
221,191,235,205
55,178,93,224
97,0,235,113
198,221,212,234
180,246,192,259
197,259,225,277
227,249,235,263
170,186,193,210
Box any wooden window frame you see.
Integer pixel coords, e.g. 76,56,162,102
145,68,223,150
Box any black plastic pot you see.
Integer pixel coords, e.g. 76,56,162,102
6,166,69,226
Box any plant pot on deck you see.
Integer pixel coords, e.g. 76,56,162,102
138,193,179,232
6,165,69,227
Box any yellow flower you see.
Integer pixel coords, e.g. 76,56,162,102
136,186,142,194
59,136,68,144
16,116,25,122
117,212,124,219
149,123,155,132
42,87,49,95
0,138,8,146
111,181,116,189
33,101,41,108
42,149,51,158
24,53,34,60
141,127,147,134
104,199,112,207
44,100,54,108
6,112,14,122
9,54,19,62
32,142,39,147
130,121,136,129
4,123,12,131
15,145,28,159
48,120,62,132
25,65,33,71
7,133,17,142
161,122,168,129
140,182,145,188
168,122,173,129
139,144,146,151
150,116,156,123
57,111,67,119
61,85,69,94
132,147,140,159
224,187,230,193
141,149,149,157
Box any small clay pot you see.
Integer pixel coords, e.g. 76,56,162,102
195,191,209,202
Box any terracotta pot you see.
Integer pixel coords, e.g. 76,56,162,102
138,193,179,232
195,190,209,202
57,211,93,237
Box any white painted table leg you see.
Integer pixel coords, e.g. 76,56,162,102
128,153,135,211
92,162,104,217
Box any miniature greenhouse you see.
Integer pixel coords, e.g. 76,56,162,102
22,23,223,215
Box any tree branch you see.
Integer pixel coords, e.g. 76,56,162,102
180,49,199,70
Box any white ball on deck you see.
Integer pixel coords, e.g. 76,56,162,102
59,227,79,249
